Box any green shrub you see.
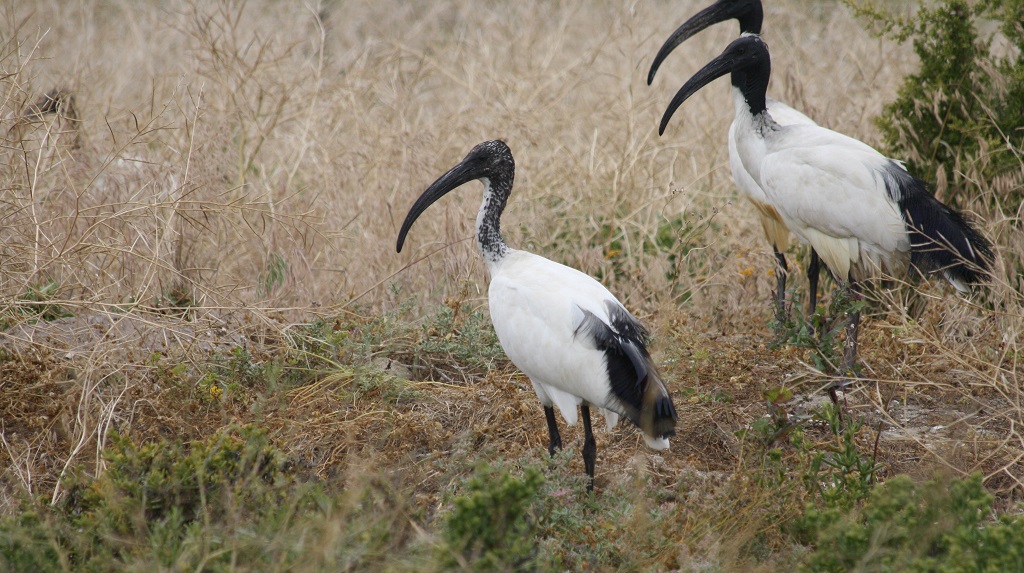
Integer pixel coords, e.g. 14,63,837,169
797,473,1024,572
801,406,881,512
62,425,291,531
416,305,505,374
0,426,320,571
0,509,64,572
849,0,1024,212
771,283,866,374
579,211,713,293
291,303,505,384
439,465,544,571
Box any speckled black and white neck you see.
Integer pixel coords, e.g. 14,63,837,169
476,177,513,263
469,140,516,264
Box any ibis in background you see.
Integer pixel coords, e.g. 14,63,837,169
658,35,992,378
396,140,678,490
647,0,824,319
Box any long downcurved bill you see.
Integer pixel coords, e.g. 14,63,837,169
395,159,483,251
647,1,742,85
658,48,740,136
395,159,480,253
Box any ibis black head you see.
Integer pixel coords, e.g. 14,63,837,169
395,140,515,253
659,34,771,136
647,0,764,85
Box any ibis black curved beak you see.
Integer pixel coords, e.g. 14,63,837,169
647,0,762,85
397,158,481,252
395,159,481,253
658,35,768,136
658,53,736,136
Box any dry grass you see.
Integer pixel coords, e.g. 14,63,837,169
1,0,1023,568
1,0,930,312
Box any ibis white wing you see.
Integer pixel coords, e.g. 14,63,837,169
487,250,621,418
758,125,910,280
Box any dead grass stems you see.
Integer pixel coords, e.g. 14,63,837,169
0,0,1022,556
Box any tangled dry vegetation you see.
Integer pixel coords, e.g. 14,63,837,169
1,0,1022,570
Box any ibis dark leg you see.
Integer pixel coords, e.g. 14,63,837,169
842,280,862,375
829,280,862,415
544,406,562,457
773,247,790,328
807,249,821,317
580,404,597,492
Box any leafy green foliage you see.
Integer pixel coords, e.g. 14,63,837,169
741,400,1024,572
797,473,1024,572
417,304,505,375
542,207,715,304
62,426,291,538
0,426,450,571
738,394,883,556
0,426,326,571
439,465,544,570
772,282,866,374
800,405,881,512
849,0,1024,211
592,211,715,288
0,509,63,572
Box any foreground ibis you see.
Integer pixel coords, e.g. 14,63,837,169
659,35,992,378
648,0,824,318
396,140,678,490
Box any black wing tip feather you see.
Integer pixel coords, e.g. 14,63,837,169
883,163,994,287
650,386,679,438
574,304,651,404
574,302,677,437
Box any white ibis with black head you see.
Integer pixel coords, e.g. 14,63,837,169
647,0,825,319
396,140,678,490
659,35,992,378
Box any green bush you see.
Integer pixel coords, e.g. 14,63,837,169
849,0,1024,212
797,473,1024,572
290,302,504,384
439,465,544,571
0,426,324,571
417,305,505,375
62,425,291,532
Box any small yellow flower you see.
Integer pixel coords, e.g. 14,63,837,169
210,384,223,401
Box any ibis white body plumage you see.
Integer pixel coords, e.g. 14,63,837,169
659,35,992,374
396,140,677,489
730,89,983,291
739,110,906,284
487,249,669,450
728,96,817,254
648,0,824,315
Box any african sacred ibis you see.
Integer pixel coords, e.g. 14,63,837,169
658,35,992,374
647,0,825,318
396,140,678,490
